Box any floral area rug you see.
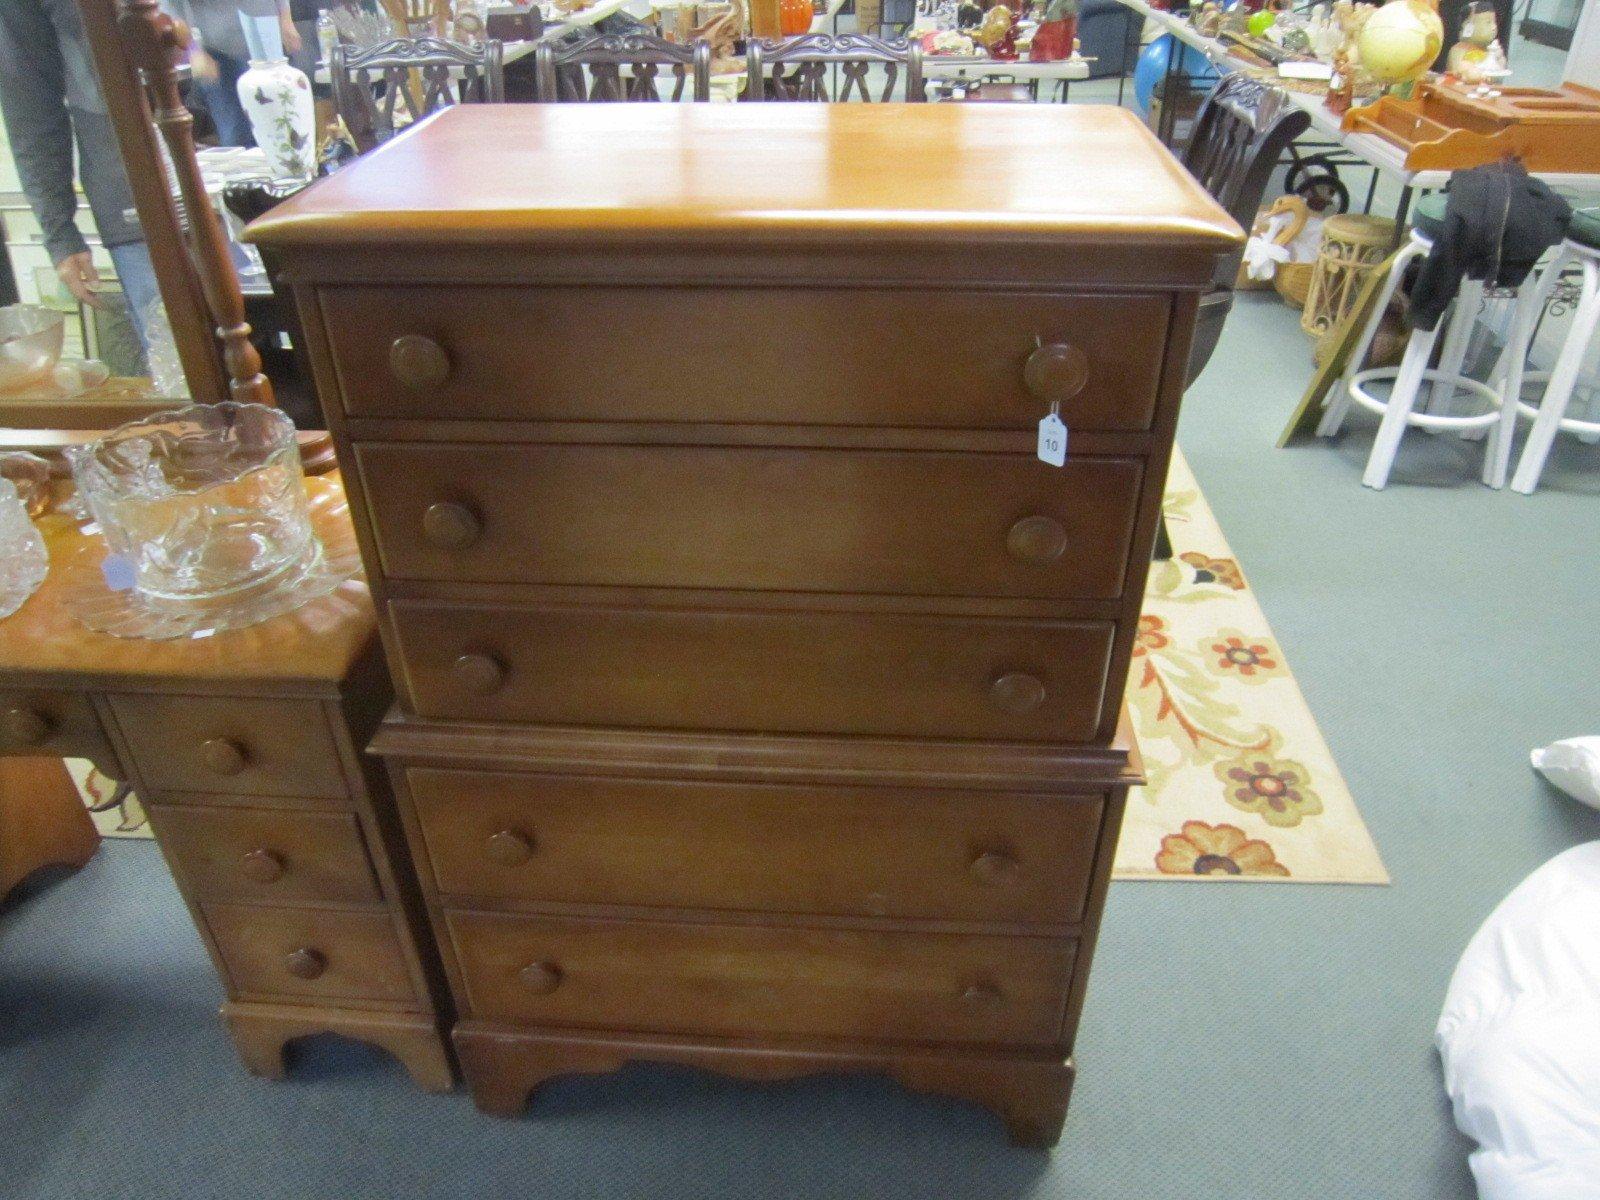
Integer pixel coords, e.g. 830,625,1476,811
73,450,1386,883
1116,450,1387,884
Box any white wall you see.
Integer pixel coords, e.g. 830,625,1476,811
1570,0,1600,86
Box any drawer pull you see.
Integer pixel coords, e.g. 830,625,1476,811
284,947,327,980
0,706,52,748
201,737,249,776
239,848,286,884
518,961,563,995
486,828,536,866
1023,342,1089,404
968,849,1020,884
422,502,481,550
389,334,451,390
962,980,1004,1005
989,672,1046,715
452,653,506,696
1006,515,1067,564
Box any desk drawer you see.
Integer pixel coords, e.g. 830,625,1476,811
109,695,346,799
148,804,380,905
356,443,1142,600
322,285,1169,430
448,910,1074,1047
409,767,1105,924
390,600,1115,742
0,688,114,766
205,903,416,1004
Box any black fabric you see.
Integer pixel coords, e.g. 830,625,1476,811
1407,162,1571,332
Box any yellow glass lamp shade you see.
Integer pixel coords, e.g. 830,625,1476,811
1357,0,1444,85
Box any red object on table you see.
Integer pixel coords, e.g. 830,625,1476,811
780,0,813,34
1029,15,1076,61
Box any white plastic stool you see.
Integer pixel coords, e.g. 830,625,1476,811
1317,226,1515,490
1494,229,1600,495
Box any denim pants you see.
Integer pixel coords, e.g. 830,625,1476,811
196,49,253,147
107,240,159,357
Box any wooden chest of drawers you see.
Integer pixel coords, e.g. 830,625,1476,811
250,103,1239,1146
0,490,452,1091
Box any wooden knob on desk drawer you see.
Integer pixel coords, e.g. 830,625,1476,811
284,947,326,980
389,335,451,390
1007,516,1067,564
518,961,563,995
422,502,481,550
240,849,285,884
486,829,535,866
0,706,51,748
968,849,1020,884
201,737,249,776
1023,342,1088,404
452,653,505,696
962,980,1004,1005
989,672,1046,715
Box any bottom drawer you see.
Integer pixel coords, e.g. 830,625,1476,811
205,903,417,1004
448,910,1075,1048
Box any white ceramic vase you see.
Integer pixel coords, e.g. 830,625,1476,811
235,58,316,181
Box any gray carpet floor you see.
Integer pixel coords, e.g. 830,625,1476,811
4,45,1600,1200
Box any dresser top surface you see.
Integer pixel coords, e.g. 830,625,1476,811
246,104,1242,251
0,476,377,692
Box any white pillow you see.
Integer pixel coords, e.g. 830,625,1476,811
1436,842,1600,1200
1531,737,1600,810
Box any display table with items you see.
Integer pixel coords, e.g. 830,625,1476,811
247,101,1240,1146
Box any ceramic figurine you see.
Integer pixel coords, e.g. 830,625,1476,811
1447,1,1504,84
1029,0,1077,61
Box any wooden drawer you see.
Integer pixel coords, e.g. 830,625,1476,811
355,443,1143,600
409,767,1105,924
148,804,380,905
448,910,1074,1047
109,695,346,799
391,600,1115,742
322,285,1169,430
0,687,115,765
204,902,416,1004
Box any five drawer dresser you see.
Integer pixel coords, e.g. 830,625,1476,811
248,102,1240,1147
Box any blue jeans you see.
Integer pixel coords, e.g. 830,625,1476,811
196,49,253,147
108,240,159,358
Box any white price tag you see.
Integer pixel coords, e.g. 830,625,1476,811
1037,413,1068,467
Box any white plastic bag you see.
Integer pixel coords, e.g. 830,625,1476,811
1531,737,1600,810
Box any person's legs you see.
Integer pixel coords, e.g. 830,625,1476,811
197,49,254,147
106,240,158,357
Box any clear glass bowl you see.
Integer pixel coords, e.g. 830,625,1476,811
0,304,66,393
64,403,357,640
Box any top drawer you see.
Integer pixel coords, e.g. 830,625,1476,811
319,286,1170,430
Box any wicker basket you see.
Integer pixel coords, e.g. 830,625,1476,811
1274,261,1315,308
1236,196,1311,292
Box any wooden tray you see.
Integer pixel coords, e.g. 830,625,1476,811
1343,80,1600,173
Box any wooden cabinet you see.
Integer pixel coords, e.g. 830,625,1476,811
250,103,1240,1146
0,498,453,1092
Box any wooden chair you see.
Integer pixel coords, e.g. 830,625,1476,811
1179,72,1310,386
380,0,451,37
331,37,505,153
745,33,925,102
535,32,713,103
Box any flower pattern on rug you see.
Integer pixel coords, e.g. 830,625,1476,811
1116,450,1387,884
1155,821,1291,877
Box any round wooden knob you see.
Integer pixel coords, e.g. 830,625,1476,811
239,848,285,884
989,672,1046,715
1006,516,1067,564
201,737,249,776
486,828,535,866
0,706,51,748
422,502,481,551
519,961,563,995
962,980,1004,1005
284,947,326,980
452,653,505,696
1023,342,1089,404
969,849,1020,884
389,334,451,390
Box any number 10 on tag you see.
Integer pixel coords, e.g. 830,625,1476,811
1037,411,1068,467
